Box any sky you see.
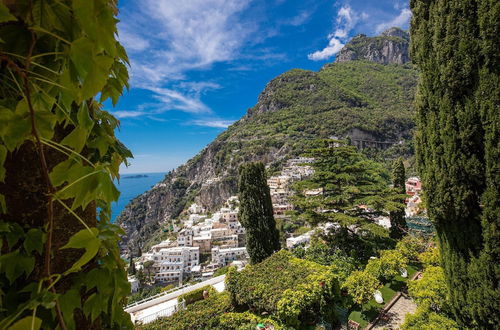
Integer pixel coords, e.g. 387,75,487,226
111,0,412,174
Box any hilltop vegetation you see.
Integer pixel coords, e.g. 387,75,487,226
117,47,418,252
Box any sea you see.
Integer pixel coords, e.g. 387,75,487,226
111,172,167,222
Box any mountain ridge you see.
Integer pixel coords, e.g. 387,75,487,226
116,28,417,252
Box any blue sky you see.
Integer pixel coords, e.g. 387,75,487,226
111,0,412,174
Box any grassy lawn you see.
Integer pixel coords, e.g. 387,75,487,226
347,264,419,328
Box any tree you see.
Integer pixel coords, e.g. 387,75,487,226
365,249,408,282
238,162,280,264
411,0,499,326
342,270,380,306
0,1,132,328
408,266,449,312
389,157,408,238
402,305,460,330
293,140,402,259
129,257,136,275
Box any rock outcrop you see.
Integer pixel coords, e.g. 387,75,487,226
335,27,410,65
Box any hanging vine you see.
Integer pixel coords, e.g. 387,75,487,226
0,0,133,329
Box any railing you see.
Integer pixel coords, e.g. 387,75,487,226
126,283,190,309
125,275,226,312
137,300,186,325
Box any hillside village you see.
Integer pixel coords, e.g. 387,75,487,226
128,157,425,295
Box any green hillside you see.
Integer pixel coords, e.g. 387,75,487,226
116,38,418,252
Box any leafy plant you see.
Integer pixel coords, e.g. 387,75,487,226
0,1,132,328
342,271,380,305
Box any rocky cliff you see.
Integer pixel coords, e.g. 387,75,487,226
335,27,410,65
116,28,417,252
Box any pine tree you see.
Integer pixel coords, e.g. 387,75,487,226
238,162,281,264
293,140,402,246
411,0,499,326
390,158,407,238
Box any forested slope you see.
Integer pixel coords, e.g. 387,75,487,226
116,28,417,252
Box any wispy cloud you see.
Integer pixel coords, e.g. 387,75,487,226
120,0,254,87
113,111,146,119
375,8,412,33
308,5,368,61
190,119,236,128
281,9,312,26
114,0,255,119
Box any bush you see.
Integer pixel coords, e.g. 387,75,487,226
178,285,216,305
142,292,233,330
226,250,339,327
418,246,440,267
217,312,285,330
408,266,449,312
213,265,231,277
402,305,459,330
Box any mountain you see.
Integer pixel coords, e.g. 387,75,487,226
336,27,410,64
116,28,418,252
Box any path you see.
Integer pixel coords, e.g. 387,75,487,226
371,294,417,330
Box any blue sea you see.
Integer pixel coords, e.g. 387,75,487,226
111,172,167,222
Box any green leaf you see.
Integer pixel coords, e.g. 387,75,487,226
81,55,114,100
77,104,94,131
0,194,6,214
0,104,31,151
8,316,42,330
0,251,35,283
60,126,88,153
0,144,7,182
59,289,81,329
23,229,44,254
70,37,94,78
61,228,100,274
0,3,16,23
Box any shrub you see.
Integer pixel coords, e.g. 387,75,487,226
226,250,339,327
418,246,440,267
217,312,285,330
342,271,380,305
178,285,216,305
408,266,449,312
402,305,459,330
143,292,233,330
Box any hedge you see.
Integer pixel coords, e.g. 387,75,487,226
177,285,216,305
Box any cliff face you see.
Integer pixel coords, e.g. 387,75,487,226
116,29,417,252
336,27,410,65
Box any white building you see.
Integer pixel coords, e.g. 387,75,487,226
128,276,139,293
188,203,205,214
152,246,199,283
286,231,313,249
177,228,193,247
211,247,249,267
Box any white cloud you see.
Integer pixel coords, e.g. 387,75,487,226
282,10,312,26
118,29,149,52
308,38,344,61
308,5,367,61
190,119,235,128
114,0,255,120
149,88,211,114
375,8,412,33
119,0,253,87
113,111,146,119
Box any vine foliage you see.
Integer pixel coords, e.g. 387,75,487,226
0,0,133,329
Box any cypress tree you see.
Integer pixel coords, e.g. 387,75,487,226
238,162,281,264
411,0,499,326
129,256,136,275
390,158,407,239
